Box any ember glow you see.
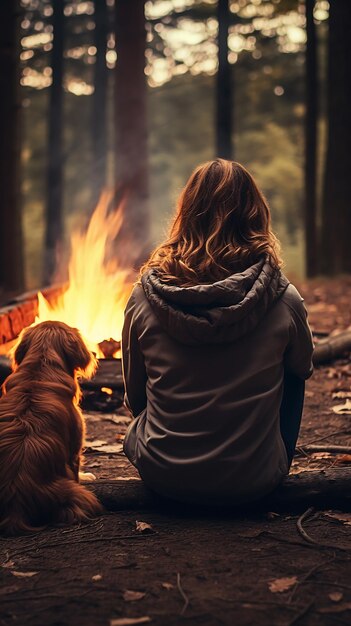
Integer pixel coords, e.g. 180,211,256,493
36,194,132,358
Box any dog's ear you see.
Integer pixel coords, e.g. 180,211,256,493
12,326,36,368
56,327,97,379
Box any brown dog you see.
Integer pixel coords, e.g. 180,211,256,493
0,321,103,535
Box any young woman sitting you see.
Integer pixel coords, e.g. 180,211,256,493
121,159,313,505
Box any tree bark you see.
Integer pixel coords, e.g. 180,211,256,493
216,0,232,159
44,0,65,283
0,0,24,297
320,0,351,274
92,0,108,207
304,0,318,277
114,0,149,261
87,470,351,513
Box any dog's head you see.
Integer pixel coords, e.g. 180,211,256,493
12,321,97,379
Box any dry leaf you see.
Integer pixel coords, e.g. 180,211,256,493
92,574,102,582
1,560,15,569
79,471,97,482
332,400,351,415
268,576,297,593
11,571,38,578
329,592,343,603
135,521,154,534
334,454,351,464
332,391,351,399
110,618,151,626
318,602,351,614
324,511,351,526
91,444,124,454
161,582,174,591
311,452,333,459
123,590,146,602
266,512,280,520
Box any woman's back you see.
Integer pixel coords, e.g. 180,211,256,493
122,159,313,504
122,259,313,504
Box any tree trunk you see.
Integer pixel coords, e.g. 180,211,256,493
115,0,149,261
304,0,318,277
0,0,24,297
92,0,108,207
44,0,65,283
320,0,351,274
87,470,351,513
216,0,232,160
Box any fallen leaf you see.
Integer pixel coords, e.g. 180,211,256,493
268,576,298,593
266,512,280,520
11,571,38,578
123,590,146,602
311,452,333,459
329,592,343,603
324,511,351,526
332,400,351,415
318,602,351,614
161,582,174,591
1,560,15,569
135,521,154,534
92,574,102,582
334,454,351,464
91,444,124,454
332,391,351,399
110,618,151,626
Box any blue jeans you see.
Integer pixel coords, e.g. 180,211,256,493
280,371,305,468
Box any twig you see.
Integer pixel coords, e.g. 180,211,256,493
177,572,189,615
297,508,319,545
299,445,351,454
296,508,351,552
286,600,314,626
288,559,333,603
304,429,351,446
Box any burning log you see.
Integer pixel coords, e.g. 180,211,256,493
98,338,121,358
87,469,351,513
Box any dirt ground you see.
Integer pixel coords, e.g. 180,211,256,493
1,278,351,626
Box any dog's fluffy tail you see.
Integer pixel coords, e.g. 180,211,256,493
0,478,103,536
54,477,103,525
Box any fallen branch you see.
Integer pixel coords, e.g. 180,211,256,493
313,330,351,365
297,444,351,454
296,507,351,552
87,469,351,514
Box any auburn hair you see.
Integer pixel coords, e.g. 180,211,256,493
141,159,282,286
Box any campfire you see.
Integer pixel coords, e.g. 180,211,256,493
36,193,133,359
0,194,134,411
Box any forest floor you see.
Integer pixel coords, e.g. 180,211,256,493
1,278,351,626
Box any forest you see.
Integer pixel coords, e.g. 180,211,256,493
0,0,350,299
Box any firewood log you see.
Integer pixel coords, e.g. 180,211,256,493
87,469,351,513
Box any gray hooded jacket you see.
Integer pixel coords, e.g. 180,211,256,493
122,258,313,504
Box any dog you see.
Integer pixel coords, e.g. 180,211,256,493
0,320,103,535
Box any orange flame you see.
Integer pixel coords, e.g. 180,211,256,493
36,193,133,358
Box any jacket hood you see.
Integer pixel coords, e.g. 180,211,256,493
141,257,289,345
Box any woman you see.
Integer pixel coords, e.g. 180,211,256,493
121,159,313,505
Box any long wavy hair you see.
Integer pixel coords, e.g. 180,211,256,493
141,159,282,286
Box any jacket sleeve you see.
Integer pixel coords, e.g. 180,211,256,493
284,292,314,380
121,292,147,418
